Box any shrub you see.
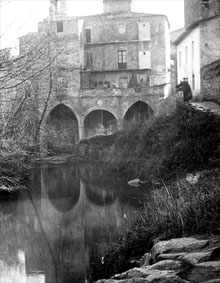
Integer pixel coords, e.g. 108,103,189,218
92,169,220,280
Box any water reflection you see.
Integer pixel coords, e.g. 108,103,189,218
0,163,150,283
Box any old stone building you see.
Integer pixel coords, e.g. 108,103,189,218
19,0,171,153
174,0,220,100
80,0,170,93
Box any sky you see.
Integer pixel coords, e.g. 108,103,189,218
0,0,184,53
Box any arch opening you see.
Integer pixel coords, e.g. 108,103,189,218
46,104,79,153
123,101,154,130
43,165,80,213
84,110,117,138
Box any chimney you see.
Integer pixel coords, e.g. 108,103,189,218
49,0,67,19
103,0,132,13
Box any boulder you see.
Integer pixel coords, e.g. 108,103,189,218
156,253,187,263
179,250,215,265
113,267,156,280
180,261,220,282
147,260,184,271
95,237,220,283
150,238,208,260
139,253,151,267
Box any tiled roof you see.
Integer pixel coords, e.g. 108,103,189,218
80,11,167,20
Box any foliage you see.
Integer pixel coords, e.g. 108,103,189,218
88,103,220,281
92,169,220,280
161,103,220,179
85,102,220,182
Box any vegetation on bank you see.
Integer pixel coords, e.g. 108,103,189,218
87,102,220,281
91,169,220,280
80,102,220,182
0,147,30,195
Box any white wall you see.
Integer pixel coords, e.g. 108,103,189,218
176,27,201,98
164,18,171,98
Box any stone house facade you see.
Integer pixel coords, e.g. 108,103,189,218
80,7,171,97
18,0,171,151
174,0,220,100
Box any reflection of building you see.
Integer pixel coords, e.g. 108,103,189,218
174,0,220,100
0,250,45,283
15,164,140,283
18,0,172,152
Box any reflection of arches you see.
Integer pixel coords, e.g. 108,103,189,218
123,101,154,129
43,165,80,212
85,184,117,206
46,104,79,153
84,110,117,138
79,164,118,206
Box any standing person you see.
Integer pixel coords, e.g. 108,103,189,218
176,78,192,102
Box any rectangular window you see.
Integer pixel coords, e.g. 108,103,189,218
85,29,91,43
118,23,126,34
119,77,128,88
185,46,188,64
57,21,63,33
192,74,195,90
179,51,181,68
192,41,194,61
118,50,127,69
85,52,93,68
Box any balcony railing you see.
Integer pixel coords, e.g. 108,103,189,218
118,63,127,70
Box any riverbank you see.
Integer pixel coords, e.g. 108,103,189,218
78,102,220,183
91,168,220,281
78,102,220,281
96,235,220,283
0,149,30,196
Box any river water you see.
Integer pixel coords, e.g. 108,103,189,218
0,162,151,283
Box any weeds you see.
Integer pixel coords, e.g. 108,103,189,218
91,169,220,280
89,103,220,281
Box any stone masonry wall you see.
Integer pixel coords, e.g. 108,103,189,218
200,16,220,68
201,59,220,104
184,0,220,29
83,15,166,76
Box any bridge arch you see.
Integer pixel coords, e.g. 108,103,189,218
84,109,118,138
123,100,154,129
45,103,79,153
43,164,80,213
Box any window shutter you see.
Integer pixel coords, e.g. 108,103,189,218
139,51,151,69
138,22,150,41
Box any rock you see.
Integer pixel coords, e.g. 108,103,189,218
128,179,141,187
179,250,215,265
156,253,187,263
140,253,151,267
113,267,153,280
96,280,119,283
151,238,209,260
145,274,190,283
180,261,220,282
202,280,220,283
120,279,151,283
147,260,184,271
95,237,220,283
156,247,220,265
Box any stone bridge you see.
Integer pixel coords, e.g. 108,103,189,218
41,86,165,153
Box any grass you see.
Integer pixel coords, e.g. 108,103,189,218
88,102,220,281
0,142,30,194
91,169,220,280
80,102,220,183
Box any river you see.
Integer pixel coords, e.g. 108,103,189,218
0,162,151,283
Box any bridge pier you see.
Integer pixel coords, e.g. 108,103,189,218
79,125,85,141
117,119,123,131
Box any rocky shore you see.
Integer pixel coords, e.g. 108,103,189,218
96,236,220,283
